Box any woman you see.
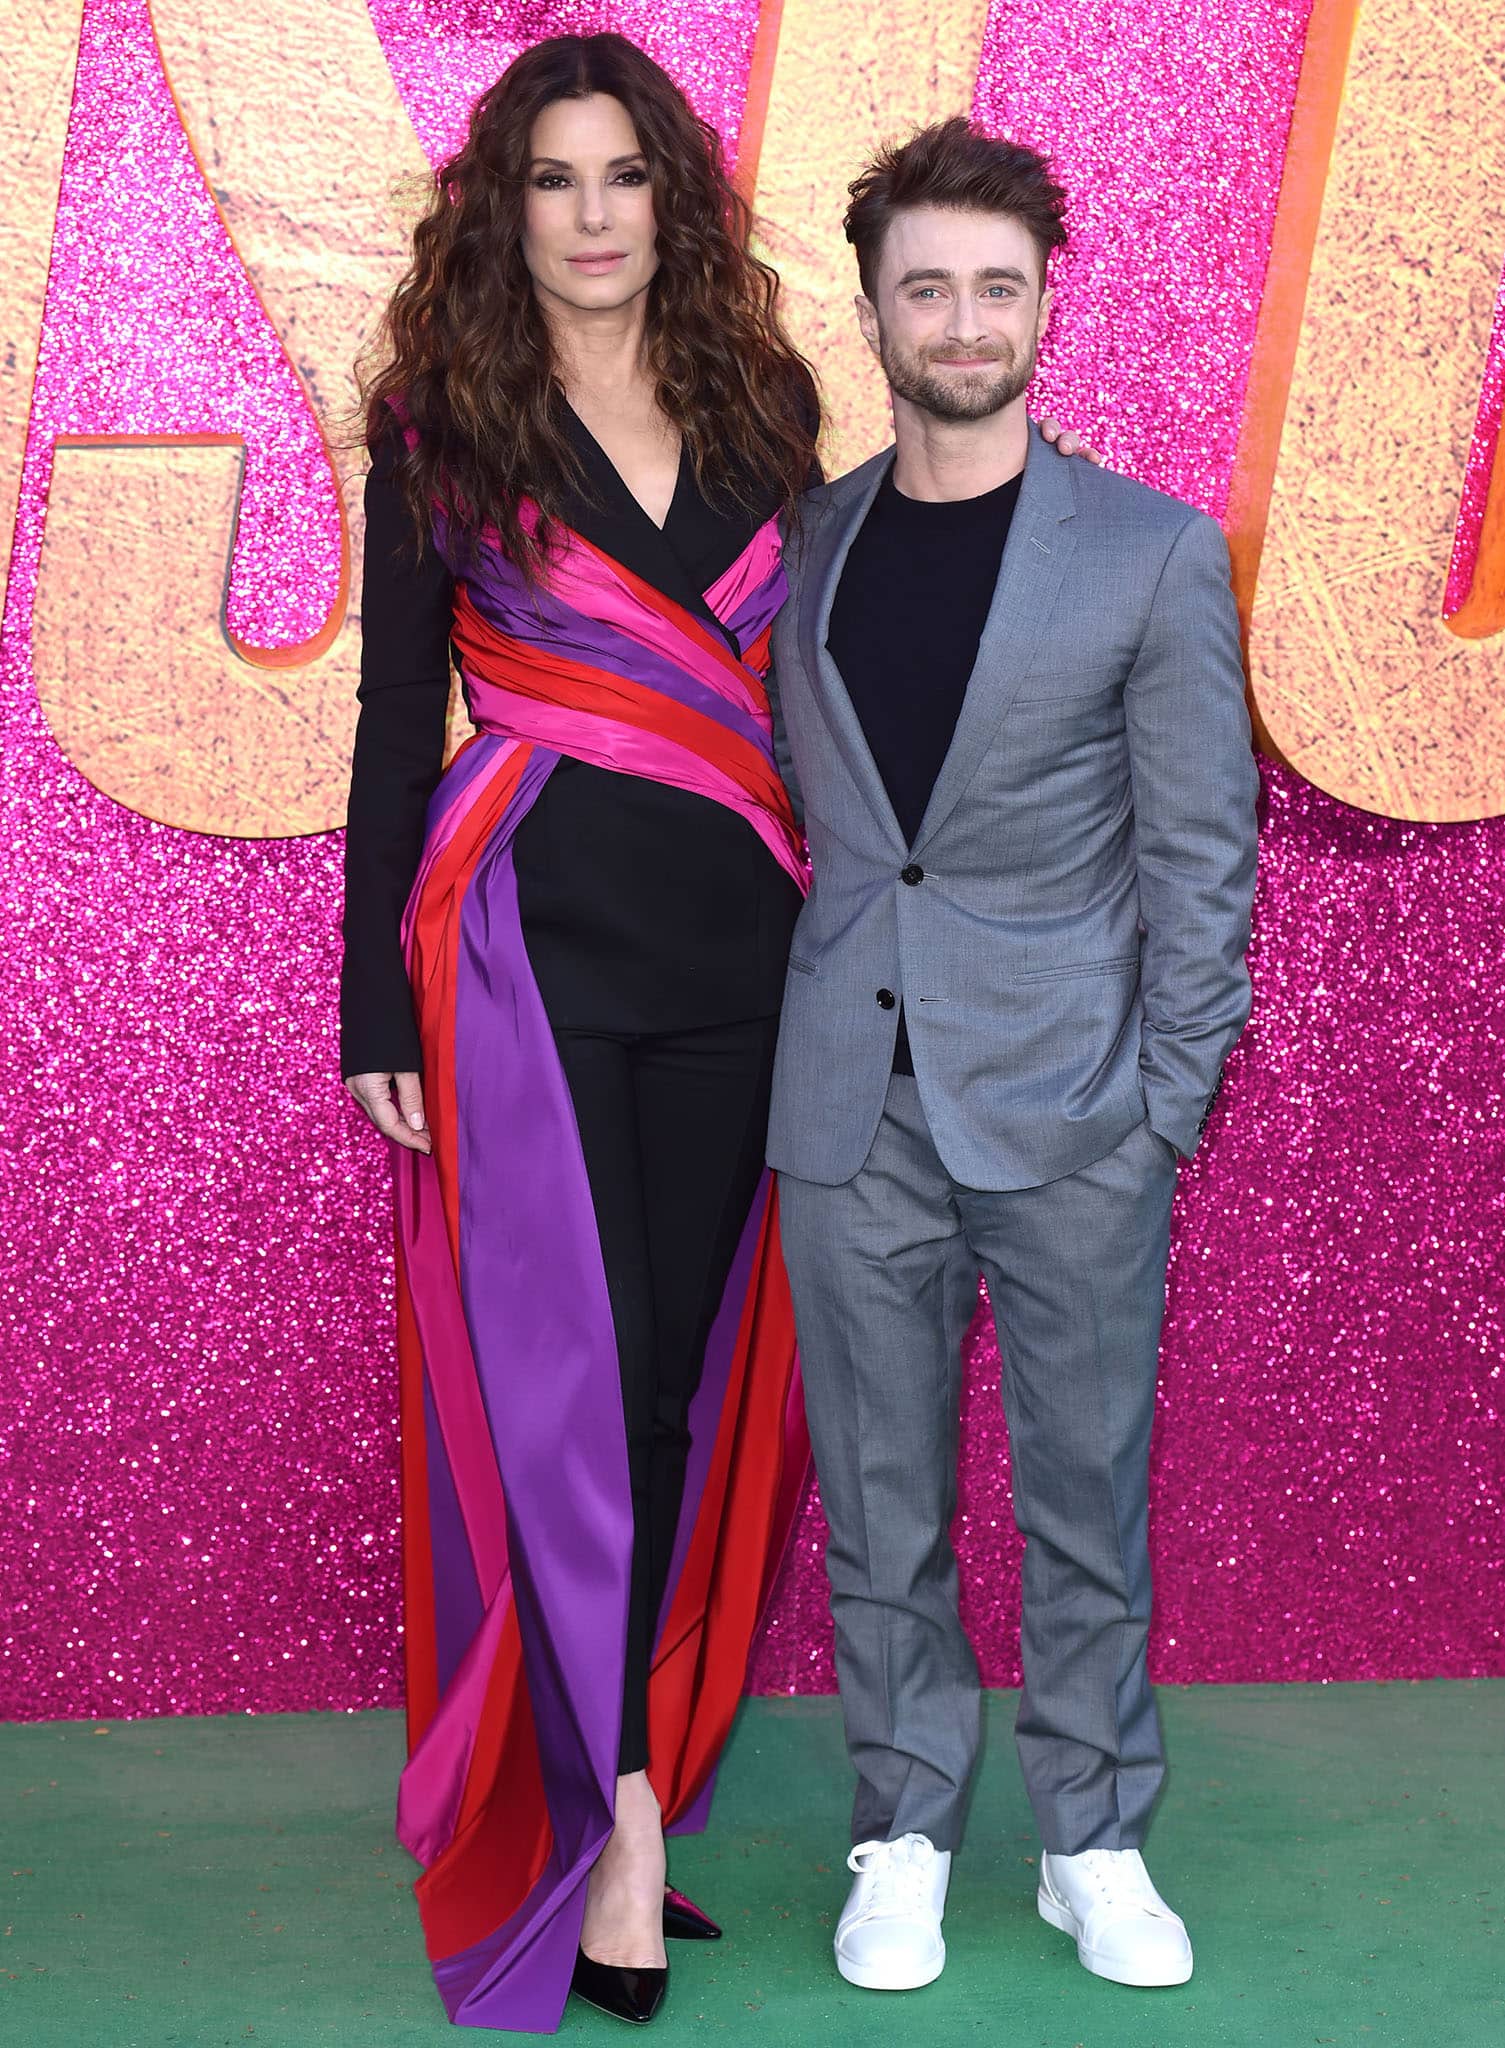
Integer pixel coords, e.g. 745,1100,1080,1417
343,34,818,2033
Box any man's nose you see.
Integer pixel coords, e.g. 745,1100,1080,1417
944,309,988,347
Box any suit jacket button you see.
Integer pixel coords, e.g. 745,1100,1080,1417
876,988,896,1010
900,863,924,886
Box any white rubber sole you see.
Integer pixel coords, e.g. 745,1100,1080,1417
1037,1890,1194,1987
834,1939,946,1991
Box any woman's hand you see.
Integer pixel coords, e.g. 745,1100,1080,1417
346,1071,433,1155
1040,416,1105,465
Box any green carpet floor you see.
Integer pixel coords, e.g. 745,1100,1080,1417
3,1682,1500,2047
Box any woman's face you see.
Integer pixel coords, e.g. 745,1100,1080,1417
520,93,660,317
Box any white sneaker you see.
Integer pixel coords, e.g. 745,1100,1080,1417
1037,1848,1193,1986
834,1833,951,1990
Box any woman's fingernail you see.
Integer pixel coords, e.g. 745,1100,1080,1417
408,1113,425,1130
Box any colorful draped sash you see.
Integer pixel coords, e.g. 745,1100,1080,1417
389,503,809,2033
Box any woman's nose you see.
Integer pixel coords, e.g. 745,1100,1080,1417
577,181,610,234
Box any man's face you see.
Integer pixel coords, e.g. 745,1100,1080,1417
858,205,1052,422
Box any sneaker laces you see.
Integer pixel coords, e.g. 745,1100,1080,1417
845,1834,937,1922
1070,1849,1174,1921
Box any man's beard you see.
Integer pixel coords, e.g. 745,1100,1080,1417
878,329,1036,422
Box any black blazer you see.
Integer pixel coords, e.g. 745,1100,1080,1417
340,409,806,1077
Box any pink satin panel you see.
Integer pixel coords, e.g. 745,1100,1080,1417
397,1580,514,1866
393,1146,510,1604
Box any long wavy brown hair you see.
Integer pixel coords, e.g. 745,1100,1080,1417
362,33,818,573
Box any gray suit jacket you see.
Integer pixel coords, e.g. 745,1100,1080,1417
766,421,1260,1191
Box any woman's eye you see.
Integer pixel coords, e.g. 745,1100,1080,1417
614,168,648,187
532,174,569,191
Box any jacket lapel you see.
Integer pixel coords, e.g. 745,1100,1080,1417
799,448,906,849
910,421,1078,856
557,406,743,654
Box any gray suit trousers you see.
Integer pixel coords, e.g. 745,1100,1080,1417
779,1076,1179,1856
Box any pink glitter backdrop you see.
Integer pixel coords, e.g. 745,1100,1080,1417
368,0,762,168
1,0,1501,1721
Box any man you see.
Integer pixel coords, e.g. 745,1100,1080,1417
767,119,1259,1993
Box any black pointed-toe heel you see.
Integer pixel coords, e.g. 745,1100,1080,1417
570,1949,668,2025
662,1886,722,1941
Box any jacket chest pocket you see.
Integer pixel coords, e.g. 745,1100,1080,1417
1011,665,1124,705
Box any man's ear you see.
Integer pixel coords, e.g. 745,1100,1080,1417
1036,284,1054,344
855,293,881,356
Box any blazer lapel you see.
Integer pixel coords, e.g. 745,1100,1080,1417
910,421,1078,856
800,448,907,850
557,406,742,654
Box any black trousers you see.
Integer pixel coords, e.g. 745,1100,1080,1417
552,1014,780,1775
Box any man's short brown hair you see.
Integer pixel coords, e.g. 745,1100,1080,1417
844,117,1068,298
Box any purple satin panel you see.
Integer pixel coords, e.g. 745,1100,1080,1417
436,746,633,2030
721,583,785,653
434,1851,595,2034
712,562,790,658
